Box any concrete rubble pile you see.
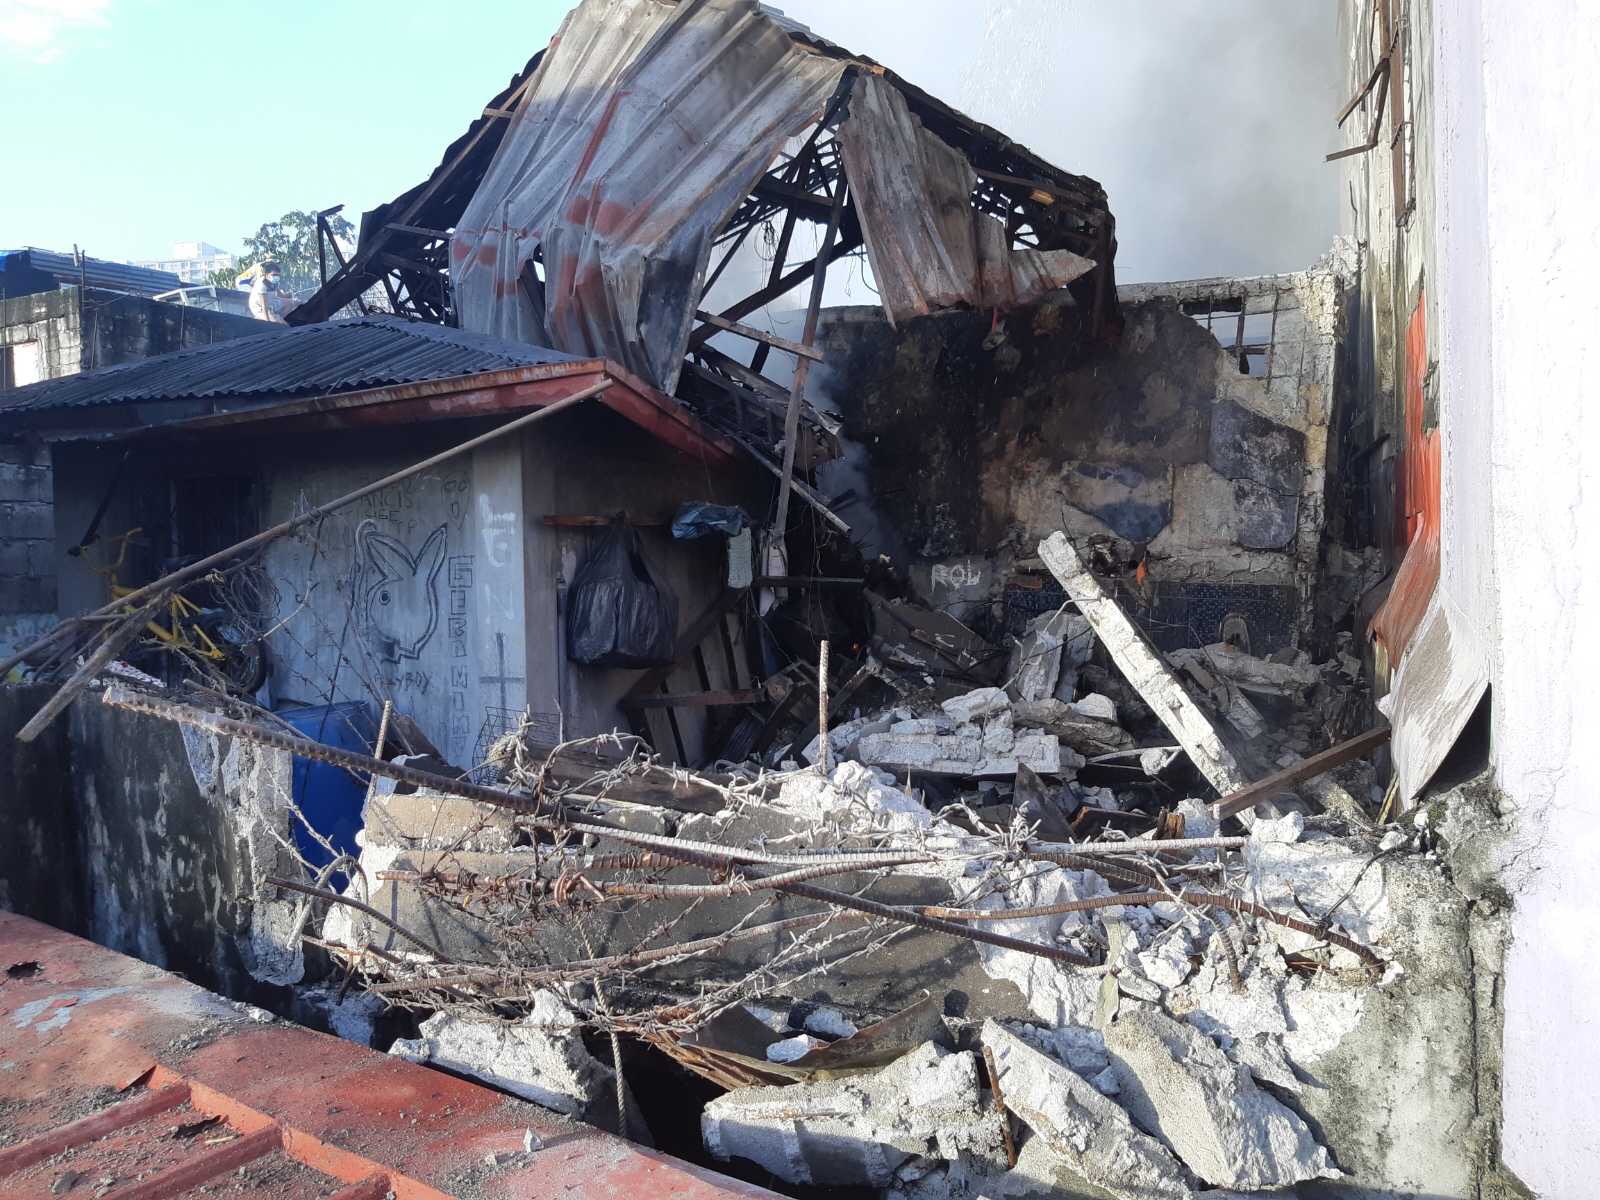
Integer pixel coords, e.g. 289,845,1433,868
200,526,1465,1200
67,518,1479,1198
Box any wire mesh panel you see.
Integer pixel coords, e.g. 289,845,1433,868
472,707,562,782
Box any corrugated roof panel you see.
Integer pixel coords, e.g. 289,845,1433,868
837,74,1096,324
450,0,845,393
1,247,184,298
0,316,591,416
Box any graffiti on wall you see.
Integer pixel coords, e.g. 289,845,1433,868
354,519,448,663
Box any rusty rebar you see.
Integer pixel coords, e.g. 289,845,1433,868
268,875,451,962
917,889,1381,967
362,910,874,996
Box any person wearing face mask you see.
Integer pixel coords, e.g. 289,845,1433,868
247,260,290,323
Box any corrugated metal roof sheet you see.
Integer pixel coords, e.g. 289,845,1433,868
0,316,590,416
0,247,184,298
838,74,1096,324
450,0,845,393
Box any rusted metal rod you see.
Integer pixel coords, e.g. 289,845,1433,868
1211,726,1391,819
0,380,612,678
362,911,872,995
601,859,888,899
106,685,544,812
268,875,452,962
918,889,1382,967
1025,836,1249,856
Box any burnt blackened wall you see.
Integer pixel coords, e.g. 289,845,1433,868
0,684,85,934
812,258,1346,653
0,684,307,1001
67,694,303,1000
0,439,55,660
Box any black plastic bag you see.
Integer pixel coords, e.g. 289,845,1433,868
566,521,679,667
671,501,750,540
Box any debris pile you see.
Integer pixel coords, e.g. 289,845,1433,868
78,519,1415,1199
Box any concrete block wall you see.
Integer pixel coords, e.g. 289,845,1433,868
0,293,70,657
0,439,56,659
0,289,82,384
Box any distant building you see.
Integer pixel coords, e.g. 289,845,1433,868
133,240,237,285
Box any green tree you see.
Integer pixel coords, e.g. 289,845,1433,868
220,209,357,293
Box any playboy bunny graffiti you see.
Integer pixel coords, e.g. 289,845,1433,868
353,519,448,662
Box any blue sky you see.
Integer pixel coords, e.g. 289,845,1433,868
0,1,1339,283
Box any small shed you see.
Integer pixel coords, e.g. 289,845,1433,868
1,317,771,767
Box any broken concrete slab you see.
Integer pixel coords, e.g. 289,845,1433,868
775,760,936,836
1225,1032,1305,1096
981,708,1016,754
980,1020,1194,1200
1192,642,1320,696
1006,609,1093,703
1013,698,1134,756
857,727,1067,778
365,779,514,851
801,709,910,765
1072,692,1119,722
974,867,1110,1027
941,687,1011,724
388,991,615,1120
702,1042,1004,1187
859,729,982,772
1245,825,1389,956
1038,532,1246,795
1103,1004,1338,1190
1002,1020,1110,1081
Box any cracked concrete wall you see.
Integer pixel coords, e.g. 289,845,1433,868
812,257,1346,650
0,684,85,934
0,684,304,1001
65,693,301,1001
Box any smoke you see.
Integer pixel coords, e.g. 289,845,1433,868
776,0,1340,284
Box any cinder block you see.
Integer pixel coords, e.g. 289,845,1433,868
0,574,55,615
26,540,56,576
0,540,31,575
0,464,51,504
0,441,46,468
1,503,53,540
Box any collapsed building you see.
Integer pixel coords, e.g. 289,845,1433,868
0,0,1589,1197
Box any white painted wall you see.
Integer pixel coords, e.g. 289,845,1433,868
1433,3,1600,1193
262,437,525,770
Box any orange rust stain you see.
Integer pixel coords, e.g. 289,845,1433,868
1371,294,1440,662
572,88,625,185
